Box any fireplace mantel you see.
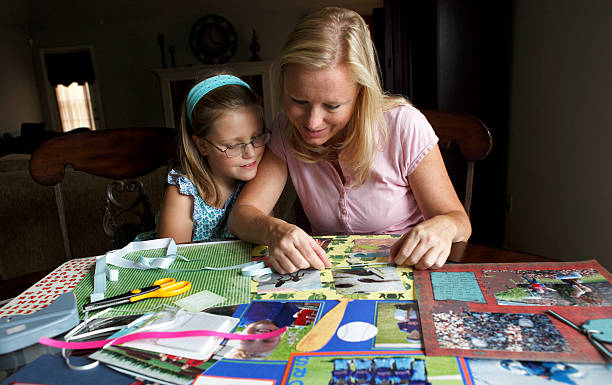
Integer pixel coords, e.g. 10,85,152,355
153,61,279,128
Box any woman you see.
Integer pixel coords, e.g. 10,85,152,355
228,7,471,273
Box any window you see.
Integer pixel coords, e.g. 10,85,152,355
42,48,103,132
54,82,96,131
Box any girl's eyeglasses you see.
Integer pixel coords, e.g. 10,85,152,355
205,130,271,158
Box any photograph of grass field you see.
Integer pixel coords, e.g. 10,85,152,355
484,268,612,306
374,302,422,349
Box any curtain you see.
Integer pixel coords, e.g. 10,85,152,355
55,82,95,131
44,51,95,87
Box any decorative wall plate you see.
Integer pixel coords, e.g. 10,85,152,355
189,15,237,64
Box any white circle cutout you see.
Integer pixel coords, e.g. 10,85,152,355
336,321,378,342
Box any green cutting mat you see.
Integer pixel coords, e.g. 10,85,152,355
72,241,253,318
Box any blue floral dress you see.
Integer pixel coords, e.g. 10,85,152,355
136,170,243,242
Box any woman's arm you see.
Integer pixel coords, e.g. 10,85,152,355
389,144,471,269
157,185,194,244
229,150,330,274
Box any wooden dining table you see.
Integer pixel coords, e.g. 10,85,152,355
448,241,559,264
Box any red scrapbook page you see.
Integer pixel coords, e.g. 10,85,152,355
414,259,612,363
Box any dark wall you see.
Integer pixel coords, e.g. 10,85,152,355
376,0,513,247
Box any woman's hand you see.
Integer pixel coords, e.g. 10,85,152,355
390,144,471,269
388,214,458,269
229,149,331,274
266,221,331,274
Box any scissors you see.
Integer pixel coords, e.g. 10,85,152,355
83,278,191,312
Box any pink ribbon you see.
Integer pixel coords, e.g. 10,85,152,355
39,326,287,350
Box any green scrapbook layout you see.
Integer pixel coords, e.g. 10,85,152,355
250,234,414,301
72,241,253,318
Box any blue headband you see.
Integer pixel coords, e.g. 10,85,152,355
186,75,251,124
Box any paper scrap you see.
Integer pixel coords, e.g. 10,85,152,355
430,271,486,302
336,321,378,342
175,290,226,312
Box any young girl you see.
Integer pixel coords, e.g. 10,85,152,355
147,72,269,243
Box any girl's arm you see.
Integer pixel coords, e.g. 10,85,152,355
229,150,330,274
389,144,471,269
157,185,194,244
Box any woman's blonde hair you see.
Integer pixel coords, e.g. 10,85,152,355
277,7,407,186
178,71,263,206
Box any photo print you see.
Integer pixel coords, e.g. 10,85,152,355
215,301,321,361
483,268,612,306
329,357,428,385
257,269,323,294
332,266,406,295
433,311,570,353
284,353,465,385
374,302,422,349
352,238,396,259
467,358,612,385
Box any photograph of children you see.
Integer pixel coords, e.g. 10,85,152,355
484,268,612,306
286,354,464,385
467,358,612,385
332,266,406,295
215,301,321,361
433,311,571,353
374,302,422,349
257,269,323,293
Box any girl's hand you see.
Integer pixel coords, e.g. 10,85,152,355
266,222,331,274
388,215,456,270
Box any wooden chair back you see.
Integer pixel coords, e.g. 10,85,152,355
421,109,492,216
30,127,177,258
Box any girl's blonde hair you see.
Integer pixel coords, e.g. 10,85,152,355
178,71,263,206
278,7,408,186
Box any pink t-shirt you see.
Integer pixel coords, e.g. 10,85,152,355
268,104,438,235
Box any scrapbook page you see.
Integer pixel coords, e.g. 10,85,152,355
250,235,415,301
71,241,253,318
414,260,612,363
203,299,425,383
